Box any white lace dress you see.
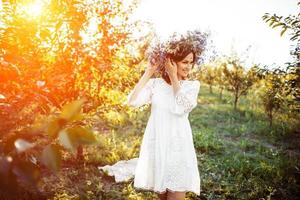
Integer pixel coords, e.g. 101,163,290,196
99,77,201,195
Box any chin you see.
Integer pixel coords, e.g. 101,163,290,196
182,75,188,80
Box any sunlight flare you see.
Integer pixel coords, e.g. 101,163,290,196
17,0,46,18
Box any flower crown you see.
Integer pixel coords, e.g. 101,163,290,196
146,30,209,70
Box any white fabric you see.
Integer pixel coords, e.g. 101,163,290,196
99,77,201,195
98,158,138,182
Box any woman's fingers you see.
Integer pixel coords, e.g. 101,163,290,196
165,57,177,76
147,58,159,72
165,58,171,73
166,58,172,69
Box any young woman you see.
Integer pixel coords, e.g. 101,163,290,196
98,30,207,200
126,31,207,200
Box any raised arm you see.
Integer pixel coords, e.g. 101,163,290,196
126,62,158,108
169,80,200,116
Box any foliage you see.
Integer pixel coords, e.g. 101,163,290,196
257,72,285,127
214,62,227,99
0,0,146,134
220,56,259,110
198,63,218,94
0,99,97,199
262,0,300,113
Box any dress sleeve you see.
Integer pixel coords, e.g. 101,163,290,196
170,80,200,116
125,78,155,108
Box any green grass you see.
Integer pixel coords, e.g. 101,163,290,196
37,83,299,200
188,84,300,199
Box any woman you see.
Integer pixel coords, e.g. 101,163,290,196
127,31,207,200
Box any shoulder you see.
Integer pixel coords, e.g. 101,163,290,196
149,77,162,86
147,78,156,84
146,77,159,88
186,80,200,89
193,80,200,86
149,77,160,82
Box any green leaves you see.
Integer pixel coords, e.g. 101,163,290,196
262,1,300,114
46,99,85,138
0,98,98,196
280,27,287,37
58,129,78,154
47,118,66,138
218,58,258,110
262,10,300,40
60,99,85,121
72,127,97,145
58,127,97,154
290,30,300,40
41,144,62,173
42,99,97,170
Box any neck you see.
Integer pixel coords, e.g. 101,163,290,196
177,75,184,81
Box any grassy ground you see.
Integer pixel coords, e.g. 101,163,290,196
190,84,300,199
36,84,300,200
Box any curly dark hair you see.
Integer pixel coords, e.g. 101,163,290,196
146,29,209,84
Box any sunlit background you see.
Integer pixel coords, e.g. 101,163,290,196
0,0,296,68
130,0,298,68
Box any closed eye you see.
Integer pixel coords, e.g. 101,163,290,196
183,61,194,64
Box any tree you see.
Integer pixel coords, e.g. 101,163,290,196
0,0,145,133
199,64,217,94
214,59,227,99
0,0,149,197
258,72,285,127
222,57,258,110
262,0,300,113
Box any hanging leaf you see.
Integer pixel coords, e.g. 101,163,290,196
290,33,300,41
60,99,85,121
68,126,97,145
70,113,85,121
280,27,287,37
272,22,285,28
58,129,78,154
41,144,62,172
47,118,66,138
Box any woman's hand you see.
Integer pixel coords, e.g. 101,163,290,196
165,57,177,78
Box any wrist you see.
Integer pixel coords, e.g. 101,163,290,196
144,69,154,77
169,73,178,81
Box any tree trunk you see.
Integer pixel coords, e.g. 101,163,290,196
234,93,238,110
209,85,213,94
219,88,223,99
268,110,273,127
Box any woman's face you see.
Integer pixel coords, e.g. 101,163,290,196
175,52,194,80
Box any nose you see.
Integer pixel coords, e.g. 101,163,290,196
185,66,192,71
187,63,193,69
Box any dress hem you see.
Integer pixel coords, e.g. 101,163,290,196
133,185,200,196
